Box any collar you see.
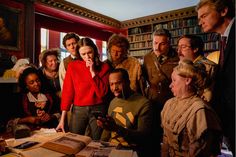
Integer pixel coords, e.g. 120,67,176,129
175,93,195,101
222,18,235,43
70,54,77,60
193,55,203,63
27,92,48,102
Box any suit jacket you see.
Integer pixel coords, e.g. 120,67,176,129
212,20,235,144
143,49,179,106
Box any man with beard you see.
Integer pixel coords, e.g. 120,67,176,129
97,68,156,157
106,34,145,95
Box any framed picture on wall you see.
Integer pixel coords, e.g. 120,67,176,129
0,5,21,50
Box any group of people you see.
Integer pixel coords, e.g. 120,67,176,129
5,0,235,156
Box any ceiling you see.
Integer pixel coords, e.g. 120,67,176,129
66,0,199,21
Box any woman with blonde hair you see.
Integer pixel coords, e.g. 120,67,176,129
161,59,222,156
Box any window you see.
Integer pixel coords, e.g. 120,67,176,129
102,41,107,61
39,28,49,66
40,28,48,52
40,29,107,61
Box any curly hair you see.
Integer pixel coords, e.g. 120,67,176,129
174,59,207,94
62,32,80,48
18,67,45,93
40,48,60,68
107,34,130,55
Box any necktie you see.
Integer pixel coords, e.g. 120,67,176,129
157,55,167,64
157,55,163,63
219,36,227,68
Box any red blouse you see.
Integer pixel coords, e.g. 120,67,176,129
61,60,111,111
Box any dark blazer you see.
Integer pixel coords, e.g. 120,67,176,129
213,20,235,153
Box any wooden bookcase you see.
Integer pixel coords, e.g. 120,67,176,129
122,6,219,61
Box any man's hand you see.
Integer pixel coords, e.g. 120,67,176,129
97,116,118,132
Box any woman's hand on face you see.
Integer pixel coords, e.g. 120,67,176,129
85,59,94,68
86,59,95,77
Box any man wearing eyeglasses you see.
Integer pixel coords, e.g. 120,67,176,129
142,28,179,153
177,34,217,103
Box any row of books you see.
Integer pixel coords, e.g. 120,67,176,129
129,49,151,57
169,18,198,29
130,41,152,49
204,41,219,51
170,34,219,45
128,34,152,42
169,26,202,37
128,25,152,35
154,18,199,30
129,18,200,35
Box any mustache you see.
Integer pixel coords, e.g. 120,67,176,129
178,53,184,57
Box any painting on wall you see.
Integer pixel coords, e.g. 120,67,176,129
0,5,21,50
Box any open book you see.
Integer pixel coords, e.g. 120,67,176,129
41,132,92,155
21,132,135,157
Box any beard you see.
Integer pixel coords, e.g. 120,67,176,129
111,55,127,66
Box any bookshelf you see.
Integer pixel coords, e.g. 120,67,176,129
122,6,219,59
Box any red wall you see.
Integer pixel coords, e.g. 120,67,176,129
48,30,60,49
35,13,114,42
0,0,127,63
96,40,103,57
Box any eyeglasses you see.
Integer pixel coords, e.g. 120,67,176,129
176,45,191,51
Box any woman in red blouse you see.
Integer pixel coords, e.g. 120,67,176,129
56,37,111,140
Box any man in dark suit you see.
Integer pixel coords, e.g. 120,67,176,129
196,0,235,154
